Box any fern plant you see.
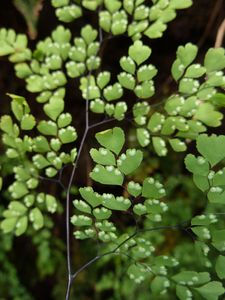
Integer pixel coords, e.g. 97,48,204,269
0,0,225,299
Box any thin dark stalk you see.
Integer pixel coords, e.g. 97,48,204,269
66,126,89,275
88,117,115,129
65,277,73,300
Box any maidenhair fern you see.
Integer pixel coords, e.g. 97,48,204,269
0,0,225,299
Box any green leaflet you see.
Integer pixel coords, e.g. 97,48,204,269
1,215,28,236
97,71,111,89
151,276,170,295
113,102,127,120
134,5,149,21
169,138,187,152
117,72,135,90
0,115,18,136
136,128,150,147
133,203,147,216
95,220,116,232
185,154,210,176
29,207,44,230
127,181,142,197
71,215,92,226
80,76,100,100
172,271,210,286
133,101,150,125
142,177,166,199
46,194,58,213
144,21,167,39
9,94,30,120
58,126,77,144
133,198,168,219
197,134,225,167
134,80,155,98
43,97,64,121
102,194,131,211
82,0,100,11
103,83,123,101
128,40,151,65
81,25,98,45
137,64,157,81
194,281,225,300
51,0,70,8
179,78,199,94
152,137,167,156
73,199,92,214
37,120,57,136
184,64,206,78
131,238,155,260
127,264,148,284
98,231,117,242
204,48,225,73
55,5,82,22
147,112,165,132
79,187,103,207
194,103,223,127
90,148,116,165
9,182,29,199
120,56,136,74
185,135,225,201
191,214,217,227
176,285,193,300
73,229,95,240
90,99,105,114
177,43,198,68
57,113,72,128
33,136,51,152
20,114,36,130
93,207,112,220
90,165,124,186
117,149,143,175
95,127,125,155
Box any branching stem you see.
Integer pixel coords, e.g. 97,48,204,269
69,221,191,286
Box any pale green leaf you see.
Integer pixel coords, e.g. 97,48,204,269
29,207,44,230
204,48,225,73
117,149,143,175
90,165,124,185
90,148,116,165
79,187,103,207
93,207,112,220
142,177,166,198
37,120,57,136
185,154,210,176
128,41,151,65
197,134,225,167
194,281,225,300
95,127,125,155
102,194,131,211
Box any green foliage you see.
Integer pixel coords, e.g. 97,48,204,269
0,0,225,299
